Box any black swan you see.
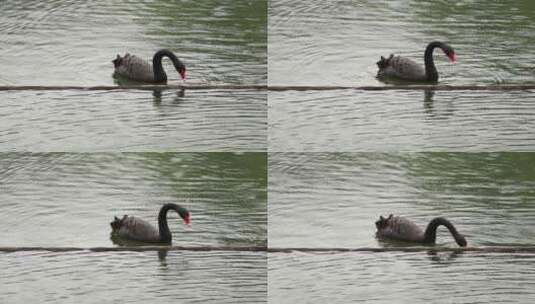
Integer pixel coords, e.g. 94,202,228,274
110,203,190,243
376,41,456,82
375,214,467,247
112,49,186,83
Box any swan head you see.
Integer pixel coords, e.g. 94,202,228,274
174,205,191,226
112,55,122,68
110,215,127,230
456,234,467,247
375,214,393,230
442,45,456,63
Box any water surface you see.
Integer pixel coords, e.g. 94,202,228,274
1,152,267,247
269,90,535,151
269,0,535,85
269,153,535,248
0,0,267,152
269,0,535,152
0,90,266,152
268,152,535,303
269,252,535,303
1,251,266,303
1,0,266,85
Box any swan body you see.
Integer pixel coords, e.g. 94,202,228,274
376,41,456,82
110,203,190,243
112,49,186,83
375,214,467,247
377,55,427,81
112,215,161,242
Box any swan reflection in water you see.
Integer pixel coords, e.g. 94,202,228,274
423,89,457,119
426,250,464,263
152,88,185,105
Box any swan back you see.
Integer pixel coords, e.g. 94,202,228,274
113,215,161,242
377,55,426,81
375,215,425,242
113,53,156,82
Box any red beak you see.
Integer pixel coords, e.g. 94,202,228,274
183,215,191,226
179,69,186,80
449,53,456,63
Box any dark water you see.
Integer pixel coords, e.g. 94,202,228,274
1,251,266,303
0,153,266,247
269,90,535,151
269,0,535,86
0,0,266,85
0,89,266,152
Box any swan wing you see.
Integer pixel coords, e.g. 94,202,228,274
391,217,424,241
377,216,424,242
379,55,426,81
114,54,155,82
117,216,160,242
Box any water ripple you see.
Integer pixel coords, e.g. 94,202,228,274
269,152,535,248
0,0,266,85
0,153,267,247
0,90,266,151
269,90,535,151
1,251,266,303
270,0,535,86
269,252,535,303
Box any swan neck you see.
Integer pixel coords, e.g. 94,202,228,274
158,204,173,243
424,42,441,81
153,50,170,83
423,217,466,246
153,49,184,83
